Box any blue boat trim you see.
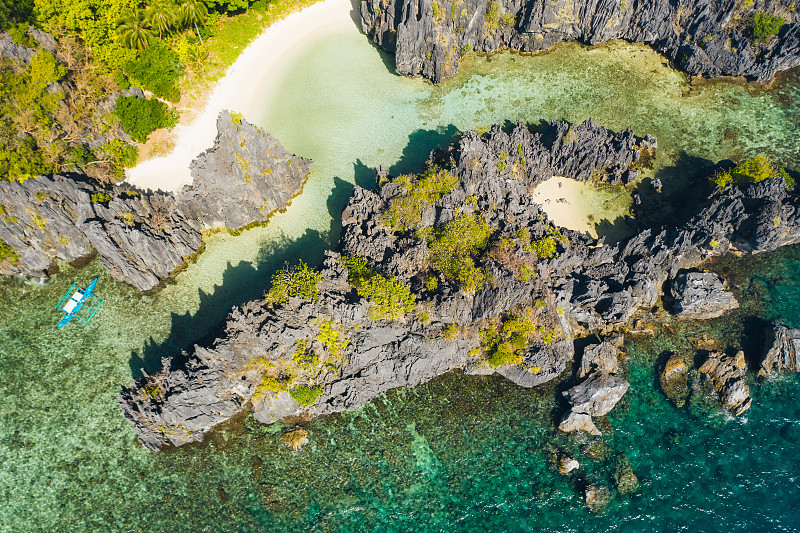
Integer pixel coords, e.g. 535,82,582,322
54,278,103,329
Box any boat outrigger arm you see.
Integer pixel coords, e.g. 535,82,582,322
55,278,103,329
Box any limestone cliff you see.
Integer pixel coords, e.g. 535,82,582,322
360,0,800,83
0,111,311,291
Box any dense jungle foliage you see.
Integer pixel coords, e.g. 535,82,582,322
0,0,301,183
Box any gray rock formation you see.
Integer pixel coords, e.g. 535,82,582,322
669,271,739,319
0,33,35,64
698,350,751,415
558,411,601,436
563,370,630,417
0,111,311,290
119,119,646,450
119,120,800,451
551,175,800,335
578,341,618,379
361,0,800,83
759,323,800,376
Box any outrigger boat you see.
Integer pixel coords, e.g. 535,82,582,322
55,278,103,329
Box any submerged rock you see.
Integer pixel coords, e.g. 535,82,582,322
0,111,310,290
584,484,610,513
612,455,639,495
361,0,800,83
282,426,309,452
698,351,751,416
759,323,800,376
669,271,739,319
659,353,690,408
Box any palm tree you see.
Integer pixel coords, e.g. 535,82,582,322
147,0,178,39
117,9,155,51
179,0,208,44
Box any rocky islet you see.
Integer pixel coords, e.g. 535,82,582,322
119,117,800,452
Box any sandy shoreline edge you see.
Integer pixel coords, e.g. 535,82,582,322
126,0,355,193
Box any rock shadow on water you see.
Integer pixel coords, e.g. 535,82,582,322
128,228,326,378
326,171,375,245
633,151,717,229
388,125,460,176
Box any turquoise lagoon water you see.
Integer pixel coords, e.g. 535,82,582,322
2,17,800,532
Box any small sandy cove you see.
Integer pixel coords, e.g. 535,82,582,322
126,0,353,193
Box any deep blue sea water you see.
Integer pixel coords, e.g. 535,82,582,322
1,17,800,532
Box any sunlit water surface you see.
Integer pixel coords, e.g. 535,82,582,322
1,18,800,532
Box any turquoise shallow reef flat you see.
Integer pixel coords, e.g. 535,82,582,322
2,17,800,532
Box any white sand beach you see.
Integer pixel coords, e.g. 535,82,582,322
126,0,354,193
530,176,632,239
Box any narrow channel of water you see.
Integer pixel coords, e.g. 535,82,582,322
1,16,799,531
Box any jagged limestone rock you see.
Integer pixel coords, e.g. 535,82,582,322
562,370,630,417
669,271,739,319
760,323,800,376
0,111,311,291
698,350,751,416
361,0,800,83
577,341,618,379
120,121,800,451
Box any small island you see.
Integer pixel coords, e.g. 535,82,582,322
119,118,800,452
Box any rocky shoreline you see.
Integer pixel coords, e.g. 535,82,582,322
360,0,800,83
0,111,311,291
119,119,800,452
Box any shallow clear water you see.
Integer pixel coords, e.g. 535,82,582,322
1,17,800,532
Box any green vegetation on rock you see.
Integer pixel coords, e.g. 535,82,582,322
91,192,113,204
343,255,415,320
420,212,492,294
114,96,178,143
710,154,794,189
484,0,500,30
478,306,558,368
289,384,323,407
265,260,321,304
750,13,786,43
316,319,349,359
381,163,458,232
0,238,20,265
